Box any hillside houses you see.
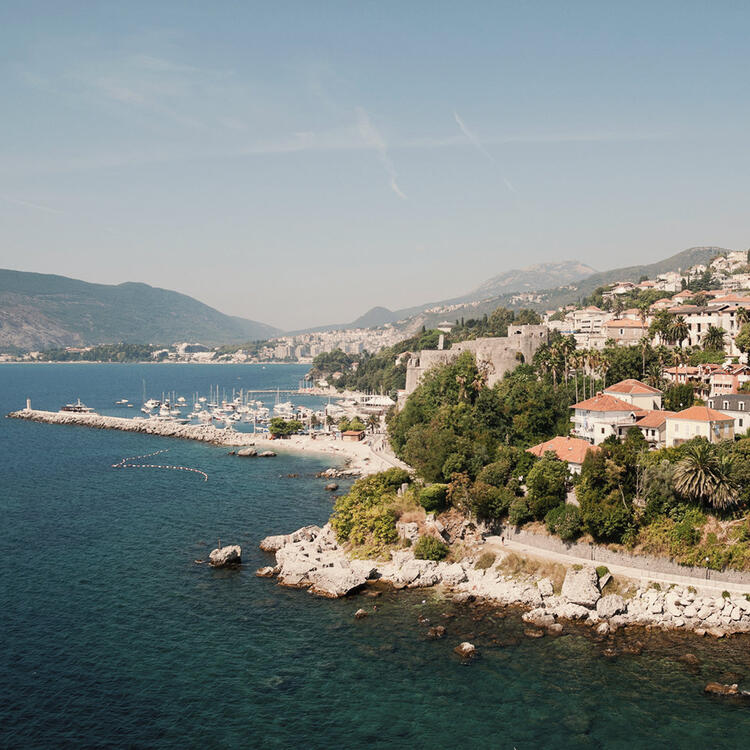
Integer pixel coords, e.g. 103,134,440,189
570,378,736,450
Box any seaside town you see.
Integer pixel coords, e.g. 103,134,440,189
8,4,750,744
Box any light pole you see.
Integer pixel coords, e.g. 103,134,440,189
705,556,710,580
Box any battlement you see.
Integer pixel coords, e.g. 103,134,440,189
404,325,548,395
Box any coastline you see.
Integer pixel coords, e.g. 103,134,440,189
259,523,750,639
6,408,407,476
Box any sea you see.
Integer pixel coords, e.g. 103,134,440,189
2,363,750,749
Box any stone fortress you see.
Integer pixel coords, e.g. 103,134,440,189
404,324,548,395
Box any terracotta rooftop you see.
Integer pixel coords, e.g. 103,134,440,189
604,379,662,395
527,436,599,465
571,393,637,412
602,319,648,328
635,410,676,428
670,406,733,422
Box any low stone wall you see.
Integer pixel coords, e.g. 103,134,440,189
504,527,750,586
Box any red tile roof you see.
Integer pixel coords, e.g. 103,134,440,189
671,406,733,422
527,436,599,465
635,410,676,428
602,319,648,328
604,379,662,395
571,393,637,412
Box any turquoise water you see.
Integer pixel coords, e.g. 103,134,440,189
2,364,750,748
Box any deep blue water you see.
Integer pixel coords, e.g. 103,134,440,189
2,364,750,749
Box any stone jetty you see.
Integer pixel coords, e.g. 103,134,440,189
7,408,265,447
259,523,750,636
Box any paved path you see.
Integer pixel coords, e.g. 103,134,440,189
485,535,750,596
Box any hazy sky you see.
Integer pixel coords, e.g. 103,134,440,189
1,1,749,330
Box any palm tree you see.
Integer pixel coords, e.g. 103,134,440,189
703,325,726,352
737,307,749,328
673,442,738,510
669,316,690,348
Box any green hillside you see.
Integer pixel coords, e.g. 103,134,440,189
0,269,280,351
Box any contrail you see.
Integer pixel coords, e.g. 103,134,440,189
453,111,516,193
356,106,408,200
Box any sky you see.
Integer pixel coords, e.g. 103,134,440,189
1,1,750,330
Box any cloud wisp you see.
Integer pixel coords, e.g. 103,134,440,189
0,195,66,215
454,111,516,193
355,107,407,200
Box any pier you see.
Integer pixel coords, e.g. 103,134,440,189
7,408,260,447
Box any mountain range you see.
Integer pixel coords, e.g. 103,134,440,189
336,246,730,332
0,246,733,350
0,270,279,351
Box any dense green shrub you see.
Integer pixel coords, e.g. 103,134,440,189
330,469,411,552
508,496,533,526
544,504,582,541
419,484,448,512
469,481,514,521
595,566,610,578
526,452,568,519
414,535,449,561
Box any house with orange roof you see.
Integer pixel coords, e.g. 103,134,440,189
570,392,643,445
603,379,663,410
664,406,734,447
629,410,676,448
649,297,675,312
527,436,600,473
709,364,750,395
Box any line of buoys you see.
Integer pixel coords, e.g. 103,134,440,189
112,449,208,481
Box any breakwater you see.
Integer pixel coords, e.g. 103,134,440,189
7,408,258,447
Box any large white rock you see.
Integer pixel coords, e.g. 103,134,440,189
208,545,241,567
553,602,591,621
307,564,370,597
561,567,601,608
596,594,626,618
440,563,468,586
537,578,554,598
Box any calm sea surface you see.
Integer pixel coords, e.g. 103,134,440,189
2,363,750,748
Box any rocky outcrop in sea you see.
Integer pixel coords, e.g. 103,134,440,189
258,524,750,637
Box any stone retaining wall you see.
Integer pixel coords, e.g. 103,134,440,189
504,527,750,586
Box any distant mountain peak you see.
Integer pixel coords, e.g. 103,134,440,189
470,260,597,299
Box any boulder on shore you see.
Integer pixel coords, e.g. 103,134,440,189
561,567,601,608
255,566,276,577
209,545,241,567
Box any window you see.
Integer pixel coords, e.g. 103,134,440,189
740,402,745,411
740,419,744,428
723,401,729,410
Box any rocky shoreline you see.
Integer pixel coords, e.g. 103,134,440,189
258,523,750,638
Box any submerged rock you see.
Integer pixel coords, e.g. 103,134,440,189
325,482,339,491
237,447,257,457
209,545,241,568
255,566,276,577
454,642,477,659
427,625,446,639
354,608,368,620
704,682,739,696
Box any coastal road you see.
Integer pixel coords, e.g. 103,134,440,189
485,535,750,596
